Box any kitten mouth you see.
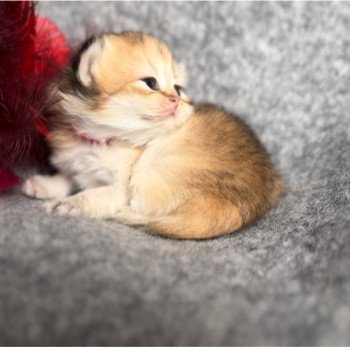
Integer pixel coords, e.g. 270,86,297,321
159,106,178,119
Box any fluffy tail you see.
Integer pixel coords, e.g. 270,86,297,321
113,197,244,240
149,197,244,239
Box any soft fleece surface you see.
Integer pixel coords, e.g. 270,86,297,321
0,2,349,346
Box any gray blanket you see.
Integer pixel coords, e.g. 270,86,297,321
0,1,349,346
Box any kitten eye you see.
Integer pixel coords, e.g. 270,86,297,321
174,84,183,96
142,77,159,91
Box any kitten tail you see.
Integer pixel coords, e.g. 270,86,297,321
114,197,244,240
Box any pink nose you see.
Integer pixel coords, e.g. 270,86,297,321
169,95,179,104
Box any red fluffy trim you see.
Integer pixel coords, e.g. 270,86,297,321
0,1,70,190
0,167,20,191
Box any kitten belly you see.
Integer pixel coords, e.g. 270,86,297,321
50,144,134,190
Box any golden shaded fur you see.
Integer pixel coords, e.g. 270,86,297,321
22,32,282,239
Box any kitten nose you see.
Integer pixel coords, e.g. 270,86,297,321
169,95,179,104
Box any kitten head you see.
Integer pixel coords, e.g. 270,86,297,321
58,32,193,145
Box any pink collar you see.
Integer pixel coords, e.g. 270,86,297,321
70,128,118,146
34,119,118,147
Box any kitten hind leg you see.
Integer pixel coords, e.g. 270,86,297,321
22,174,74,199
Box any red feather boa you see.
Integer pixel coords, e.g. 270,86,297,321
0,1,70,190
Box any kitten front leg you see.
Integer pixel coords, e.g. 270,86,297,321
22,174,75,199
45,184,125,219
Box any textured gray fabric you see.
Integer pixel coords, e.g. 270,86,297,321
1,1,349,346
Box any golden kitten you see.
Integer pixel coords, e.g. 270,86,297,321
22,32,282,239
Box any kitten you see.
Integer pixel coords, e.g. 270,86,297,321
22,32,283,239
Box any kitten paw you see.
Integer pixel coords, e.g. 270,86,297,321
22,175,52,199
44,198,83,216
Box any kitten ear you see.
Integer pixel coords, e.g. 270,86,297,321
74,36,105,87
